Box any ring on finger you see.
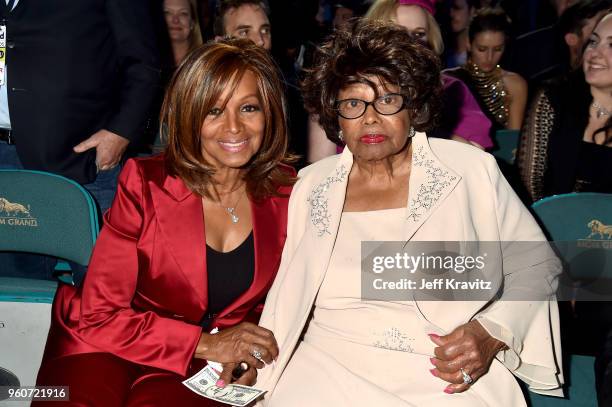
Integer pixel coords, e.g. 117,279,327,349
460,368,473,385
251,348,264,362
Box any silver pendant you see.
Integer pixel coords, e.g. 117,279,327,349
592,101,610,119
226,207,239,223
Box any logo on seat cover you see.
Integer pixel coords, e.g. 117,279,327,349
587,219,612,240
0,197,38,227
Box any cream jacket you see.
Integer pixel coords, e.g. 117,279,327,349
257,133,563,402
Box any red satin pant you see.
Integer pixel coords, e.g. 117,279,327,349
34,352,222,406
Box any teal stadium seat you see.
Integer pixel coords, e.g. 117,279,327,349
527,193,612,407
491,129,520,165
0,169,99,392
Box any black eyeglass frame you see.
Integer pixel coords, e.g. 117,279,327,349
334,93,408,120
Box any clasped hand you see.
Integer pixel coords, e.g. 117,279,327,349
195,322,278,387
429,320,507,394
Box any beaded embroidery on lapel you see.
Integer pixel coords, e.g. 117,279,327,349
373,327,415,352
308,165,348,236
408,145,457,222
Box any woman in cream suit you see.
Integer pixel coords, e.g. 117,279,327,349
256,20,563,406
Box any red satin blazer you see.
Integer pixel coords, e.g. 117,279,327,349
41,155,294,376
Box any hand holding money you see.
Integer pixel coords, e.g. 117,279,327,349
195,322,278,369
183,365,266,406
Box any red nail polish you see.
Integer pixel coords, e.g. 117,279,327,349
444,386,453,394
429,369,438,377
216,379,226,388
430,357,436,364
428,333,440,339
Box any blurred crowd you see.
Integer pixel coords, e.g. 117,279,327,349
159,0,612,201
3,0,611,206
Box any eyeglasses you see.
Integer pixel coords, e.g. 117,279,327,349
335,93,406,119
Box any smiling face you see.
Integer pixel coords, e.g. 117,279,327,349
469,30,506,72
224,4,272,50
583,14,612,90
200,70,265,170
395,5,430,46
164,0,193,43
337,76,412,162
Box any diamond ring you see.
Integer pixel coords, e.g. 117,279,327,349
460,368,473,385
251,348,263,362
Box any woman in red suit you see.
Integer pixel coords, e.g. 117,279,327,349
35,38,296,406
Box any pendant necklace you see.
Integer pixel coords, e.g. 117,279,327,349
213,185,245,224
224,191,244,224
592,101,610,119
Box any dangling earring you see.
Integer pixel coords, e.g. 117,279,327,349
408,127,415,138
338,130,344,142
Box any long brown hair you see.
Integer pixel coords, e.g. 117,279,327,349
161,38,295,199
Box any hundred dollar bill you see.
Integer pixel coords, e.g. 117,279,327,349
182,365,265,406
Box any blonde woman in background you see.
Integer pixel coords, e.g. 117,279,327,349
366,0,445,54
164,0,203,66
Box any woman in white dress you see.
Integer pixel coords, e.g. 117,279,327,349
256,20,563,406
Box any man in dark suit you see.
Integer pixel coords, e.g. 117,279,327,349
0,0,160,278
0,0,159,206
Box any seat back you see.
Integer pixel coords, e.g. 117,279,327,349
0,170,100,389
532,193,612,281
491,129,520,165
528,193,612,407
0,169,99,267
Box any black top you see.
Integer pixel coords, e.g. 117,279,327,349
574,141,612,193
201,232,255,329
543,71,593,197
